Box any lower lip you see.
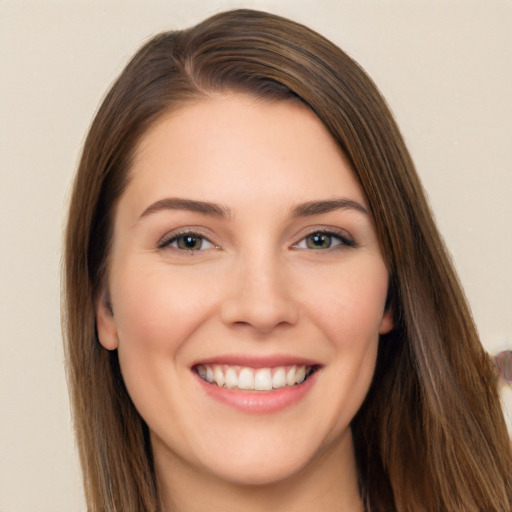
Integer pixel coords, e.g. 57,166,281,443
194,371,319,414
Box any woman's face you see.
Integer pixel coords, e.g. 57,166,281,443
96,94,393,486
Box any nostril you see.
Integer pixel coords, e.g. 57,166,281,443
220,293,298,333
229,318,294,336
219,260,299,332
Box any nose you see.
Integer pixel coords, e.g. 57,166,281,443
220,253,299,335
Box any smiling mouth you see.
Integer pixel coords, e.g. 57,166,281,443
194,364,319,391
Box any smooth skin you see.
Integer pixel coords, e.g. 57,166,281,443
96,94,393,512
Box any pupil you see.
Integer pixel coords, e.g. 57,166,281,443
181,235,200,250
309,233,330,249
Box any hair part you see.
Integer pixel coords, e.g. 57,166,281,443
63,9,512,511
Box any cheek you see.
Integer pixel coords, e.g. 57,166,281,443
300,259,389,348
112,262,213,345
110,263,216,420
110,263,220,403
307,263,387,429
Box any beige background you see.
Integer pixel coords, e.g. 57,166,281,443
1,1,511,510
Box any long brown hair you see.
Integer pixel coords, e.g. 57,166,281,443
63,9,512,511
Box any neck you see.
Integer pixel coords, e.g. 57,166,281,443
154,429,364,512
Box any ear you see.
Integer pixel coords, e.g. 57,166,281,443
95,287,119,350
378,305,394,335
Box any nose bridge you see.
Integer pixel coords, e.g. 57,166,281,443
221,246,298,333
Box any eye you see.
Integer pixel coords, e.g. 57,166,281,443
293,230,355,250
159,231,216,252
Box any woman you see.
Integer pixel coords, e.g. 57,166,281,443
63,9,512,512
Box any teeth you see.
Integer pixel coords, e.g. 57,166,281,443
272,367,286,389
225,367,238,389
213,365,225,387
286,366,296,386
196,364,313,391
295,366,306,384
238,368,255,390
254,368,272,391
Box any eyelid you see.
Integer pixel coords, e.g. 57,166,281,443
291,227,355,250
157,228,219,251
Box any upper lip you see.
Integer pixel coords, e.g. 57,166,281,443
191,354,322,369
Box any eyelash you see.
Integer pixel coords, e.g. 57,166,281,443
292,229,355,251
158,228,355,253
157,230,217,252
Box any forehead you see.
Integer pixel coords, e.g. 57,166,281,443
123,94,365,217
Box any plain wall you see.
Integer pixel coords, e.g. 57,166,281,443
1,1,510,510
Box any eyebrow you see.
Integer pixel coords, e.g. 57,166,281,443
139,198,232,219
138,197,367,222
292,199,368,217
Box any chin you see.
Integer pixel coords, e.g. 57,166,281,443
205,453,313,487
